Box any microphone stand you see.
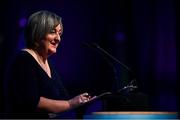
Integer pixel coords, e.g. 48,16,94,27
84,42,138,93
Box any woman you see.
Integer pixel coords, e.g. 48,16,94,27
4,10,92,118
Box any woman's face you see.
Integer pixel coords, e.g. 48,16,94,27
41,24,62,56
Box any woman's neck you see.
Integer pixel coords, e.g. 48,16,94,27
34,48,48,63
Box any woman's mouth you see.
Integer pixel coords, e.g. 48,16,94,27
50,40,59,47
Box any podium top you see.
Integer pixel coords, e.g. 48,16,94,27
93,111,177,115
83,111,178,119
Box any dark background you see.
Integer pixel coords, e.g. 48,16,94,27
0,0,178,113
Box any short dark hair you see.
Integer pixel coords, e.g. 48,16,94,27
24,10,62,49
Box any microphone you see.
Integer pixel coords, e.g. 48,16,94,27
87,43,132,71
83,42,138,93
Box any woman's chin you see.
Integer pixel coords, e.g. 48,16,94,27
48,49,57,55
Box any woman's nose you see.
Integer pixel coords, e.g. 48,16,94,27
55,33,61,41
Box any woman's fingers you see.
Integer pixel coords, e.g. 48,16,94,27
68,92,93,109
80,92,91,103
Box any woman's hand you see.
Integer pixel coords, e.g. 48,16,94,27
68,92,91,109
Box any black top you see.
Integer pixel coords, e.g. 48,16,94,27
4,50,69,118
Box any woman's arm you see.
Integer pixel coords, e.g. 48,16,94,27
37,93,91,113
38,97,70,113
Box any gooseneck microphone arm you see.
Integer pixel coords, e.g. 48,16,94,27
92,43,132,72
83,42,138,92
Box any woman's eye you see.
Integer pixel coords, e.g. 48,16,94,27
50,30,56,33
49,30,62,36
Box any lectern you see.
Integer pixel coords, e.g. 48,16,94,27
76,91,149,118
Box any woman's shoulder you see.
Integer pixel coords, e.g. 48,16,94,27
11,50,35,66
16,49,31,58
4,50,37,78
